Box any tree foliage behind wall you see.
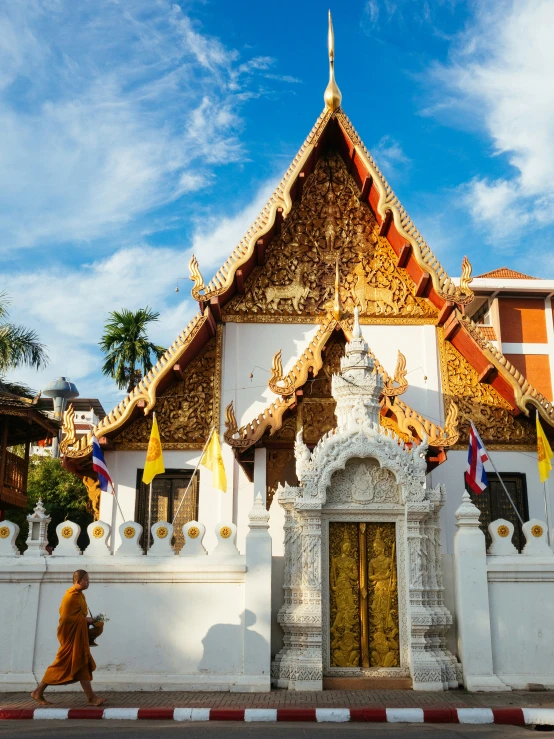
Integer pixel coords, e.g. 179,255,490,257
5,455,93,551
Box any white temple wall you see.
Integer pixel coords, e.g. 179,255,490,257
0,497,272,692
453,495,554,690
0,560,251,691
430,450,545,554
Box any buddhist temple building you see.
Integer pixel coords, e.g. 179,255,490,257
50,12,554,690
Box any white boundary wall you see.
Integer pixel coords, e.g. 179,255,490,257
0,497,272,693
453,492,554,690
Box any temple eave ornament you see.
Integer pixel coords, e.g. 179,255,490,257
189,254,206,301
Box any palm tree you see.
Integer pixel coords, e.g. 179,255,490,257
0,292,48,377
100,308,166,393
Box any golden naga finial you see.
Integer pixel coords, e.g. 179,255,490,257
224,401,238,438
382,351,409,397
269,349,295,396
332,257,344,321
59,404,77,453
324,10,342,113
459,255,473,297
189,254,206,301
438,254,474,307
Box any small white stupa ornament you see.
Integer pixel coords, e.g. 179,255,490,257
24,499,51,557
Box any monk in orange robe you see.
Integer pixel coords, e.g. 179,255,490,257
31,570,105,706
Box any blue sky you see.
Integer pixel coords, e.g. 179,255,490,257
2,0,554,411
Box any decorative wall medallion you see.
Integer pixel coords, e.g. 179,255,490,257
157,526,168,539
531,524,544,538
328,458,401,506
0,526,10,539
188,526,200,539
220,526,232,539
497,525,510,538
124,526,136,539
61,526,73,539
92,526,104,539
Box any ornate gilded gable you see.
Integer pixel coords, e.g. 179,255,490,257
439,329,535,449
223,152,436,323
113,331,221,450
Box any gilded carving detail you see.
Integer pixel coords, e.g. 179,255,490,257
266,448,298,509
83,476,101,520
438,328,535,447
329,523,360,667
223,152,437,322
114,329,222,450
328,522,400,669
367,524,399,668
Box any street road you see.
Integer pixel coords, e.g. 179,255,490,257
0,721,538,737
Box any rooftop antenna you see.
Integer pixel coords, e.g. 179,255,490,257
324,10,342,113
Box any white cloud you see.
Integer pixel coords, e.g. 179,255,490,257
370,135,410,177
0,1,290,251
4,180,277,409
190,180,276,273
431,0,554,243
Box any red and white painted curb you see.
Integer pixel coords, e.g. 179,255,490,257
0,706,553,724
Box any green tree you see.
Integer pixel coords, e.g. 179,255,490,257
5,456,93,551
0,292,48,377
99,307,166,392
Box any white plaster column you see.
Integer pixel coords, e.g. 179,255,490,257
453,492,509,691
234,493,272,692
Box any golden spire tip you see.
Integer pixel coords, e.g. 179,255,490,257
324,10,342,113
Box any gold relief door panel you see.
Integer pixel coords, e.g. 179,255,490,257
329,522,399,669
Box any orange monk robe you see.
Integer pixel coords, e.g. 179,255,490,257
42,586,96,685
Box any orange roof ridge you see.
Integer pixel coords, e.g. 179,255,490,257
475,267,538,280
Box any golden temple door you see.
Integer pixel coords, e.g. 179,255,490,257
329,522,399,669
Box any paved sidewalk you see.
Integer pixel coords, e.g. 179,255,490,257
2,689,554,710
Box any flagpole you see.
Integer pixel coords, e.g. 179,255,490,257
108,479,126,554
147,481,153,551
110,484,117,554
109,484,125,554
544,481,551,547
172,425,216,526
471,421,524,526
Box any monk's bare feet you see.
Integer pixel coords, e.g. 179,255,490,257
87,696,106,707
31,690,52,706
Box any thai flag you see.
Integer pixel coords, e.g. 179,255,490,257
92,435,114,494
465,421,489,494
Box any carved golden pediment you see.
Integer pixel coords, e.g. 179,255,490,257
113,329,222,450
438,327,535,448
223,152,437,324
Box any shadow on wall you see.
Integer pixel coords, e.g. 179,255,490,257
199,610,267,673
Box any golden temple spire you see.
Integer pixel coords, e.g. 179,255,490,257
324,10,342,113
332,257,344,321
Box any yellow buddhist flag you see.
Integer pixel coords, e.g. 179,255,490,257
537,415,553,483
142,414,165,485
200,428,227,492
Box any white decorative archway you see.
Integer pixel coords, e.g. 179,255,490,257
272,309,460,691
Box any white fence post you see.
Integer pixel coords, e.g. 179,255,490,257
234,493,272,692
453,492,510,691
